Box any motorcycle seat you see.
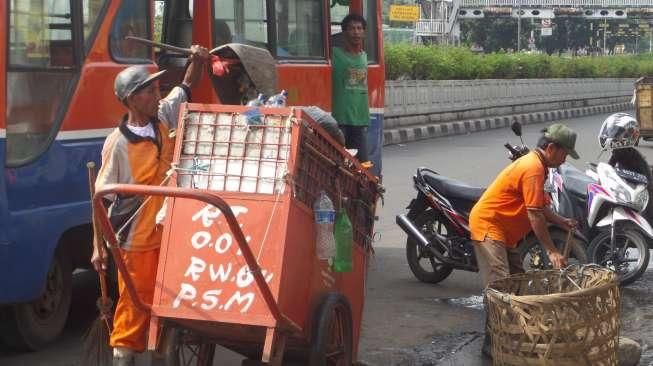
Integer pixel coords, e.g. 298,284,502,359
423,172,486,202
559,163,596,198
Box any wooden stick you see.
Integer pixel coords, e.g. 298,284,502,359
125,36,192,55
562,228,574,260
87,162,111,317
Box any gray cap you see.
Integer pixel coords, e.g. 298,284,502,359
114,65,166,102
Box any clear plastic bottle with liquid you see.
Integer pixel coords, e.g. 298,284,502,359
265,90,288,107
313,191,336,261
246,93,266,107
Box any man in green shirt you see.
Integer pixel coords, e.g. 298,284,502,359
332,13,370,163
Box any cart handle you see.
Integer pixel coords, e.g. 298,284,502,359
93,184,300,332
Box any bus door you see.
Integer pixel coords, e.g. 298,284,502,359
153,0,217,103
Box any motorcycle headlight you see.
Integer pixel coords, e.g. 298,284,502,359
633,189,649,212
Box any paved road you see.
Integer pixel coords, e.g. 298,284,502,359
361,110,653,365
2,111,652,365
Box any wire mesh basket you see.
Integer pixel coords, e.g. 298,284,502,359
173,104,381,251
486,265,620,366
293,115,379,251
176,108,291,194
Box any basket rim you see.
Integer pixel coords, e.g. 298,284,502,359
486,280,617,305
485,268,618,304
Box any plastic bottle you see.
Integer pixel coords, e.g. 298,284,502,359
313,191,336,261
265,90,288,107
333,209,353,272
246,93,266,107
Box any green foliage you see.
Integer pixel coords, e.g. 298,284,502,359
384,43,412,80
384,44,653,80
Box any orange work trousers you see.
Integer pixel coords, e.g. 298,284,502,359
110,248,160,352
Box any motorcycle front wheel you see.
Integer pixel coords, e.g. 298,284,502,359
588,225,650,286
405,209,454,284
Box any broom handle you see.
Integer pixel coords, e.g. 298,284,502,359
87,162,110,307
125,36,192,55
563,228,574,260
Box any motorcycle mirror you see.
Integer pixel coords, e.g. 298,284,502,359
510,121,523,137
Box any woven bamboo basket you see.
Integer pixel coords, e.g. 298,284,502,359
486,265,620,366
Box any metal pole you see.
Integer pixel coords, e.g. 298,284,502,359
603,19,607,55
517,1,522,52
648,21,653,53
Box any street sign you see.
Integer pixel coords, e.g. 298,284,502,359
541,27,552,36
389,5,420,22
541,19,552,27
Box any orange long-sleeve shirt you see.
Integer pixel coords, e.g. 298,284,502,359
469,151,549,248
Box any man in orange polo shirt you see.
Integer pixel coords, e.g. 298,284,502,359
470,123,579,356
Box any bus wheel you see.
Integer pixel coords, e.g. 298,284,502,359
0,249,72,351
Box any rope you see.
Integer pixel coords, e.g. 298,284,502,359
115,170,174,238
256,181,285,262
254,111,294,263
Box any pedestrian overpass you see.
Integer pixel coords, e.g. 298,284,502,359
416,0,653,38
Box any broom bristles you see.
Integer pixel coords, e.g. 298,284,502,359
80,316,113,366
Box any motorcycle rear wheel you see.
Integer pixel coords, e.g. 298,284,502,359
588,225,649,286
519,228,588,271
405,209,454,284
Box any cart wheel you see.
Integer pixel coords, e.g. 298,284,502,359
309,293,353,366
161,327,216,366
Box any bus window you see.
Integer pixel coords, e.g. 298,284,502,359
6,0,77,167
157,0,194,96
159,0,193,48
330,2,376,62
83,0,107,50
9,0,75,68
214,0,268,50
109,0,151,62
329,1,349,49
362,0,378,63
275,0,324,59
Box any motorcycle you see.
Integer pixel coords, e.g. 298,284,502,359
527,114,653,285
585,162,652,285
396,122,588,284
547,159,652,286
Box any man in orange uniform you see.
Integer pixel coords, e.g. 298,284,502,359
469,123,579,357
91,45,209,365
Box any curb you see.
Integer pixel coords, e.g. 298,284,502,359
383,102,631,146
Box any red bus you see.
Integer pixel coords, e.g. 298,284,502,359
0,0,383,349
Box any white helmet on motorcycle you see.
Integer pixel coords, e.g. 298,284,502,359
598,113,640,150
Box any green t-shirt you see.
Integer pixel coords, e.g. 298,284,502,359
331,47,370,127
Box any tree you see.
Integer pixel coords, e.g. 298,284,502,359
460,18,535,52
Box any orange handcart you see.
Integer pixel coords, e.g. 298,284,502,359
93,104,382,365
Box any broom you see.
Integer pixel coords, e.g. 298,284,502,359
80,161,114,366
